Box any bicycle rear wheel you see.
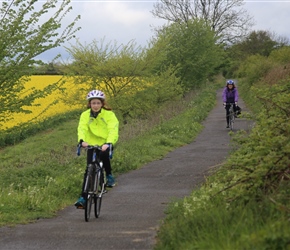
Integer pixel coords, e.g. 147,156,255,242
94,169,104,218
84,165,94,222
228,106,235,131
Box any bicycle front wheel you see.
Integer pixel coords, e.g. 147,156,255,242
94,195,102,218
85,194,93,222
84,165,94,222
230,114,235,130
94,169,104,218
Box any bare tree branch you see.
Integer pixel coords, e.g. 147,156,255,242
151,0,254,44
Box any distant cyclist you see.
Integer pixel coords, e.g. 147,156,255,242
75,90,119,208
222,80,239,128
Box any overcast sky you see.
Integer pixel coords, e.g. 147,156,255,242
37,0,290,62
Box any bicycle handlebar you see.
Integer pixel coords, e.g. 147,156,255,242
87,145,103,150
77,144,113,159
77,145,102,156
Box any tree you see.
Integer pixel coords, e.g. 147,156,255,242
0,0,80,126
149,20,224,89
32,62,64,75
237,30,289,58
151,0,253,44
223,30,290,77
63,38,151,102
64,38,184,124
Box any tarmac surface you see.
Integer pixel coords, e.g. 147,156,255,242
0,88,253,250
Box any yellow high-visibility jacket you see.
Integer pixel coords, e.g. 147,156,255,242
77,108,119,146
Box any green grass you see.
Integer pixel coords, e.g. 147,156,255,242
0,84,217,227
155,194,290,250
0,120,82,225
0,109,82,147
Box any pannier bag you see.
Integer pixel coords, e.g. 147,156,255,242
236,105,242,115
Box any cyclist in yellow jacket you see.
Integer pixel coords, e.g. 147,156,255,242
75,90,119,208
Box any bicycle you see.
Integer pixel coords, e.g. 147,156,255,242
226,103,235,130
77,145,106,222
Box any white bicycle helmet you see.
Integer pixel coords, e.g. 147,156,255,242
86,90,105,100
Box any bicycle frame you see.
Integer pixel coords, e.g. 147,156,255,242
87,145,106,196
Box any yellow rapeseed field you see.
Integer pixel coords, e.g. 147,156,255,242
1,75,152,131
1,75,85,130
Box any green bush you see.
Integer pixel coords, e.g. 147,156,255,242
269,46,290,64
237,55,276,84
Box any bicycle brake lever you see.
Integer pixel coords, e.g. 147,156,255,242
77,145,81,156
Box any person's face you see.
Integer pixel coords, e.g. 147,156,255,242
228,84,233,89
90,98,103,112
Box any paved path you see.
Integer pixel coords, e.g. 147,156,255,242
0,89,252,250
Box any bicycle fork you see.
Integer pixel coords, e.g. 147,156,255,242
84,165,94,194
98,162,106,198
